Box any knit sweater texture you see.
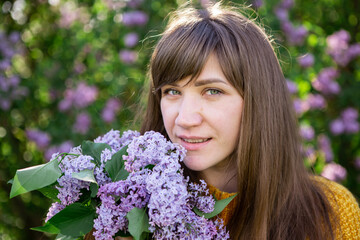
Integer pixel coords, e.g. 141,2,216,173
208,176,360,239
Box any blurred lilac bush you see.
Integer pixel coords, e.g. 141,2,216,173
0,0,359,239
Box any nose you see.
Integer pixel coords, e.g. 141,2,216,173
175,95,203,128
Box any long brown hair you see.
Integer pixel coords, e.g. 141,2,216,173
141,2,337,239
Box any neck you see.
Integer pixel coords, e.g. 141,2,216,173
200,168,237,193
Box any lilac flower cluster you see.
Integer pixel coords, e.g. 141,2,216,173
26,129,51,150
58,81,98,111
0,31,28,110
330,108,359,135
94,131,229,239
45,130,139,221
312,67,340,95
101,98,122,124
321,163,347,182
327,30,360,66
117,2,148,64
58,81,98,134
297,54,315,68
274,0,308,46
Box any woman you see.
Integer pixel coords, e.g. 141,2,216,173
139,2,360,240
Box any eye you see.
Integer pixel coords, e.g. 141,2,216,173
205,88,222,95
162,88,181,96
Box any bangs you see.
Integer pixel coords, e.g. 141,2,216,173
150,20,219,91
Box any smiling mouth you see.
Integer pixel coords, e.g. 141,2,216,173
181,138,211,143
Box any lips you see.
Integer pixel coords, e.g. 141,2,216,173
177,135,212,151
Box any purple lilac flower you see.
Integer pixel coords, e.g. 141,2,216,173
355,157,360,170
119,50,138,64
101,98,122,123
251,0,263,8
122,11,148,26
330,119,345,135
93,130,229,239
327,30,360,66
312,67,340,95
127,0,144,9
124,32,139,48
280,21,308,46
286,79,298,94
56,147,95,205
321,163,347,182
317,134,333,162
73,112,91,134
293,98,309,115
306,94,326,109
300,125,315,141
26,129,51,149
58,82,98,112
94,129,140,152
44,141,74,161
330,108,359,135
123,131,186,172
45,202,65,222
297,53,314,68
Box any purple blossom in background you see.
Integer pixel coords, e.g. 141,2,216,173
119,50,138,64
327,29,360,66
101,98,122,123
330,108,359,135
281,21,308,46
279,0,294,9
300,125,315,141
58,81,98,111
251,0,263,8
330,119,345,135
73,112,91,134
44,141,74,161
0,31,28,110
127,0,144,8
122,11,148,26
297,53,314,68
293,98,309,115
102,0,126,11
312,67,340,95
317,134,333,162
321,163,347,182
355,157,360,170
286,79,298,94
124,32,139,48
306,94,326,109
26,129,51,150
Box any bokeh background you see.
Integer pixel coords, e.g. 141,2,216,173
0,0,359,239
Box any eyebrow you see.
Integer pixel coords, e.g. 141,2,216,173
167,78,228,87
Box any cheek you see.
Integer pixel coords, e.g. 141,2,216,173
160,101,175,134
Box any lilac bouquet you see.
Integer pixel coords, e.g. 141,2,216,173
9,130,234,239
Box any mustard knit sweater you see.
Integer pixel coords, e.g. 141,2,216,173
208,176,360,239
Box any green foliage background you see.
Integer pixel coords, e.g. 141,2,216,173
0,0,359,239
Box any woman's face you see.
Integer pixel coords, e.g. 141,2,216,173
160,54,243,182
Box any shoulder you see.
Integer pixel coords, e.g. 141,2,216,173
313,176,360,239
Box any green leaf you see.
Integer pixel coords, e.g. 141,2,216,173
72,169,97,184
48,203,96,237
81,141,111,165
126,207,151,240
55,234,82,240
194,194,237,219
38,184,60,202
31,221,60,234
90,183,98,198
105,146,129,182
10,159,62,198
